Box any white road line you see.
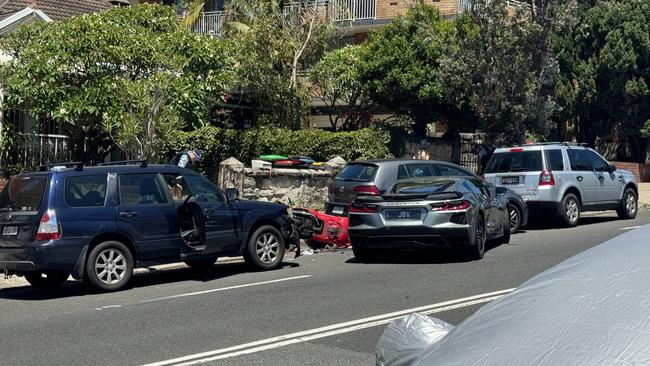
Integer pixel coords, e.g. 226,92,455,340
619,226,642,231
142,288,515,366
95,275,312,311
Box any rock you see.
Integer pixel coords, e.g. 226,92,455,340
326,156,347,169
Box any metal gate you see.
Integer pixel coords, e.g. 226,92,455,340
459,133,484,175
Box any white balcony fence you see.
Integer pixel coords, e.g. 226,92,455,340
191,0,377,36
332,0,376,21
191,11,228,36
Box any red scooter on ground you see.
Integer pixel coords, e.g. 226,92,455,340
292,208,350,249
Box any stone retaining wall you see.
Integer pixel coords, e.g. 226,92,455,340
218,158,344,209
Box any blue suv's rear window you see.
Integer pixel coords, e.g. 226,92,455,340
65,175,107,207
0,176,47,212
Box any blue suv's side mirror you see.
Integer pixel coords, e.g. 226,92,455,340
226,188,240,202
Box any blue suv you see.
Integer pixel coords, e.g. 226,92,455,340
0,161,298,291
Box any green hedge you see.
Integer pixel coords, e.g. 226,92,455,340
164,127,406,179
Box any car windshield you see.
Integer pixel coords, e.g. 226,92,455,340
336,164,378,182
485,151,544,173
0,175,48,212
392,179,456,194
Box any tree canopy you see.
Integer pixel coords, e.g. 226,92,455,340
357,3,458,136
0,4,234,161
554,0,650,161
309,45,370,131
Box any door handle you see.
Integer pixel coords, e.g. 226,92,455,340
119,211,138,218
576,176,583,182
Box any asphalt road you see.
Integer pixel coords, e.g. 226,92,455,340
1,212,649,366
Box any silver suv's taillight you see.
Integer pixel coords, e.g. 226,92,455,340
36,210,61,241
539,171,555,186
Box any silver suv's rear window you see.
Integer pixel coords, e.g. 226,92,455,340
486,151,544,173
336,164,378,182
0,176,47,212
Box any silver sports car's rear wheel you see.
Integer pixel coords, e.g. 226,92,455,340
466,215,486,261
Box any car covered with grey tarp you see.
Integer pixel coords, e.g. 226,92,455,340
375,224,650,365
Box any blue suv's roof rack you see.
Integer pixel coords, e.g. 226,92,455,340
98,160,148,168
36,162,84,171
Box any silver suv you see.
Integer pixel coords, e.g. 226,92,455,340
483,143,638,226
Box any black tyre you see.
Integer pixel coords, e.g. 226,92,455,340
184,257,218,271
351,238,369,262
85,241,134,291
24,271,69,289
501,208,511,244
617,188,638,220
560,193,580,227
466,214,486,261
244,226,285,270
507,203,522,234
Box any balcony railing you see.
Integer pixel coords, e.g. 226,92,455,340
191,11,228,36
332,0,376,22
191,0,377,36
0,133,71,172
459,0,531,12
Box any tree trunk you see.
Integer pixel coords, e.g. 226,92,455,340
412,112,428,137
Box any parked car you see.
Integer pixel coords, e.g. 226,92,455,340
0,161,298,291
376,224,650,366
483,142,638,227
327,159,528,233
348,176,511,261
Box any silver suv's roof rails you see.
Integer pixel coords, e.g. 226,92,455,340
515,142,590,148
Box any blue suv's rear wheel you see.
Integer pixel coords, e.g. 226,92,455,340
85,241,134,291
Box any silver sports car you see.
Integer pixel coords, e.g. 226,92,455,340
348,176,510,261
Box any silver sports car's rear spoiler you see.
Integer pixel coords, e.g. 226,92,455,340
364,191,463,202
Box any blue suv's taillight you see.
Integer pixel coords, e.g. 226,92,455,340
36,210,60,241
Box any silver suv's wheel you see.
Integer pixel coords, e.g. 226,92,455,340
561,194,580,227
85,241,134,291
507,203,521,234
617,188,638,220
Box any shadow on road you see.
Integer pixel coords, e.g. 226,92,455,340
523,214,619,231
344,244,504,265
0,261,299,301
